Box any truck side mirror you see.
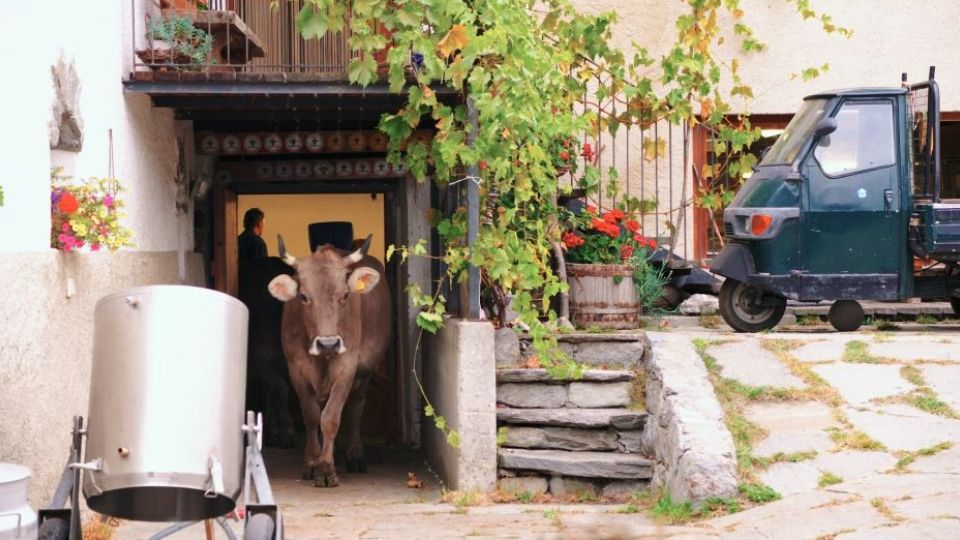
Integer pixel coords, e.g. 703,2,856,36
814,117,838,138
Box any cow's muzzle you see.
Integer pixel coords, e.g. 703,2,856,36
310,335,346,355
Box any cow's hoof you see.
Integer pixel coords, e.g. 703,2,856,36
313,472,339,488
346,456,367,474
301,466,315,480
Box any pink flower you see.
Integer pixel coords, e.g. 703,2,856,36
91,243,101,252
61,223,70,233
104,195,114,208
58,233,69,244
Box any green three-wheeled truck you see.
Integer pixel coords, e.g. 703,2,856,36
712,67,960,332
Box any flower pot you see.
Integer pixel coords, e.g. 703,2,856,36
161,0,199,12
567,263,640,329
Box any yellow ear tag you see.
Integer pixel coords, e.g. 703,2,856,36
354,278,367,292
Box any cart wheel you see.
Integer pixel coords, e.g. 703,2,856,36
38,517,69,540
828,300,864,332
950,296,960,317
719,279,786,332
245,513,276,540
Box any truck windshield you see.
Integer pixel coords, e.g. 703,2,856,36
760,98,829,166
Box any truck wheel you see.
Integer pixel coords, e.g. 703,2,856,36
719,279,786,332
950,296,960,317
828,300,864,332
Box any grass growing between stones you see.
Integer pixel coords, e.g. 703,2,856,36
699,313,721,329
897,366,960,419
738,483,781,503
891,442,954,472
870,497,905,523
915,314,939,325
817,471,843,487
649,493,742,524
842,341,889,364
761,339,843,405
864,317,899,331
827,426,887,451
796,314,827,327
752,450,818,469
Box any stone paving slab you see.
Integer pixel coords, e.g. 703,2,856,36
909,443,960,474
869,340,960,362
706,340,806,389
758,461,821,496
812,450,898,481
709,490,888,540
757,449,899,498
744,402,836,456
811,364,914,404
918,364,960,412
836,520,960,540
888,492,960,523
844,405,960,452
789,340,847,363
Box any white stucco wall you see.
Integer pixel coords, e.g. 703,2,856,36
574,0,960,114
0,0,204,504
0,0,190,253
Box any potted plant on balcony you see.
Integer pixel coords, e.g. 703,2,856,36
138,14,213,70
561,203,662,329
159,0,209,12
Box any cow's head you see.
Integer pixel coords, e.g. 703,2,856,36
267,234,381,356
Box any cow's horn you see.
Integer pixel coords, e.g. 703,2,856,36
345,234,372,264
278,234,297,266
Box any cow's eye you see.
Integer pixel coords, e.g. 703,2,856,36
339,291,350,304
297,293,309,303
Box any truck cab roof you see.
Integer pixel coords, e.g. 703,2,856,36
804,87,908,100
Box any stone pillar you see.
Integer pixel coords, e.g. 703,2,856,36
424,318,497,491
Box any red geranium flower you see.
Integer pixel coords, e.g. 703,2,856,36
562,230,584,249
57,192,79,214
603,209,625,223
620,244,634,260
625,219,640,233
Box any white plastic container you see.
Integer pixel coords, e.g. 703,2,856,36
0,464,37,540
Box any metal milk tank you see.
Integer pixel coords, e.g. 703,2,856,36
82,285,248,522
0,464,37,540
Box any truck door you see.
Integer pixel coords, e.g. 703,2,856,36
800,98,900,298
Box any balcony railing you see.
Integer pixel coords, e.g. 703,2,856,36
132,0,357,80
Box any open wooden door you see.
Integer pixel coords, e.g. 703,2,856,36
213,186,239,296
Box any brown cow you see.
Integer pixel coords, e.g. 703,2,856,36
267,234,392,487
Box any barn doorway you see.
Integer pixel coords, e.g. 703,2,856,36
208,170,428,496
235,191,398,444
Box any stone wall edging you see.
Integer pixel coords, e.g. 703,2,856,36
640,332,738,505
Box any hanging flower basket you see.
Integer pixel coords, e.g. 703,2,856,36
50,169,134,252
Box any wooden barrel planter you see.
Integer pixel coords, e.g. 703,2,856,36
566,263,640,329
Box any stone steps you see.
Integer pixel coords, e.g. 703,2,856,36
497,368,634,383
494,334,652,497
498,448,654,480
497,407,645,430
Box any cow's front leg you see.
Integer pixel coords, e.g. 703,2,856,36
288,369,323,480
344,376,371,473
314,367,356,488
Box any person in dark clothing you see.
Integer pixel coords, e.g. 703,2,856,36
239,207,268,261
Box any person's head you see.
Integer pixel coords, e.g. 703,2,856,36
243,208,265,236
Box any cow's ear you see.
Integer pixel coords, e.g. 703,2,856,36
268,274,299,301
347,267,380,294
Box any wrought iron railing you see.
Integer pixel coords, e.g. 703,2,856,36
131,0,356,77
